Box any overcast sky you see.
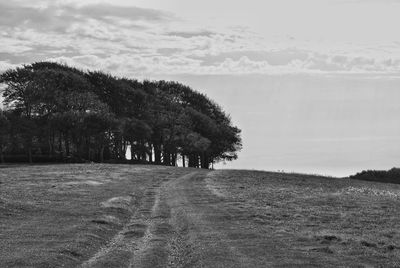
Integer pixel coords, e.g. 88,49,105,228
1,0,400,176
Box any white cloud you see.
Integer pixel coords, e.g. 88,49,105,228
42,49,400,78
1,0,400,77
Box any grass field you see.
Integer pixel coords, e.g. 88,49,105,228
1,164,400,267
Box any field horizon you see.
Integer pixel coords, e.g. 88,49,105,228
2,161,398,179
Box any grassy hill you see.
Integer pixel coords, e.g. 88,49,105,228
1,164,400,267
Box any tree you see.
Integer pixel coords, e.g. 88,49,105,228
0,62,242,167
122,118,152,162
82,112,116,162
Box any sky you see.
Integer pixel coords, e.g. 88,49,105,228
1,0,400,176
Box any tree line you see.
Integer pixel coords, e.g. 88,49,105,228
0,62,241,168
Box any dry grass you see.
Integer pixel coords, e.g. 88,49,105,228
206,169,400,267
0,164,186,267
1,164,400,267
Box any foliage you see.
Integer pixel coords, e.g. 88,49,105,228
0,62,242,167
349,168,400,184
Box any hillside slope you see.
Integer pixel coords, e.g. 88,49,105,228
1,164,400,267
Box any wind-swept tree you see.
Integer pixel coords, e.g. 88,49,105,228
0,62,242,167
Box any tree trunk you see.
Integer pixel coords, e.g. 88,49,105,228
182,154,185,167
28,146,33,164
163,150,171,166
195,155,200,168
0,144,4,164
142,147,147,162
77,138,83,160
148,145,153,163
100,146,105,162
122,139,127,160
130,141,135,162
65,132,70,156
59,131,63,158
48,134,53,158
200,152,209,169
86,136,91,161
188,154,193,167
171,153,177,166
154,144,161,164
51,131,55,157
188,154,198,168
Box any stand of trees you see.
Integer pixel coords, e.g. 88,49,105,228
349,168,400,184
0,62,241,168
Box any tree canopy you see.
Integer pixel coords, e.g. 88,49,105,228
0,62,242,168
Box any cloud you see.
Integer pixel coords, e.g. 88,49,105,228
45,54,203,77
40,53,306,77
0,1,173,33
0,1,400,77
199,49,310,66
166,30,216,38
75,3,173,23
298,53,400,73
8,47,400,78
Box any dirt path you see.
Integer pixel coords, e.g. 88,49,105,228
81,170,270,267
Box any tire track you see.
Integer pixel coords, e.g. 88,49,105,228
128,184,171,268
81,175,172,267
81,187,155,267
163,171,256,267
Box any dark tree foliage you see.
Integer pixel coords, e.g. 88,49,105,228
0,62,242,168
349,168,400,184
